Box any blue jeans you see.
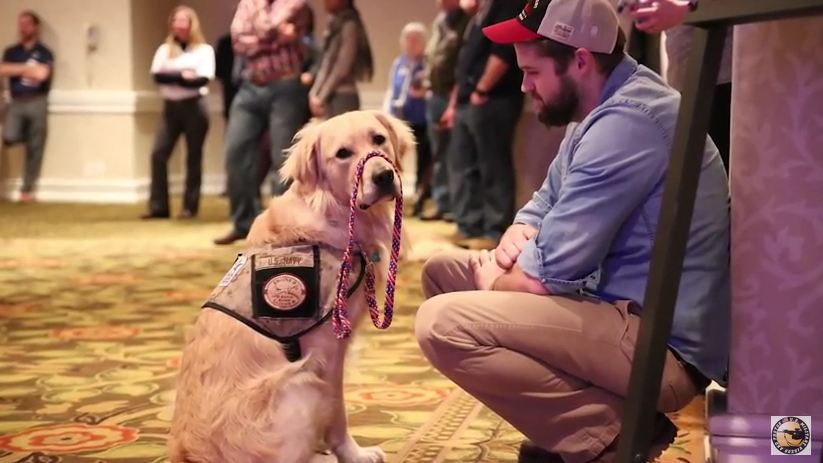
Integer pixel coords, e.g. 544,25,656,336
425,93,451,214
224,77,309,235
448,96,522,239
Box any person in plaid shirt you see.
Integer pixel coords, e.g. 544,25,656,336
215,0,312,245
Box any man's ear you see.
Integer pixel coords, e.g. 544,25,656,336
368,110,416,171
574,48,596,74
281,121,322,187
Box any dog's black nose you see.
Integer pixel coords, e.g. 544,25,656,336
373,169,395,191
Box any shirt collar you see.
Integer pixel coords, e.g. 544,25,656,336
597,55,638,105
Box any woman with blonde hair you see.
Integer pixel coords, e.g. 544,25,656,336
142,5,214,220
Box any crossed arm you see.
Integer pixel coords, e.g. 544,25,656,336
0,62,50,82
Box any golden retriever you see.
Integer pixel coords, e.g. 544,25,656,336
169,110,414,463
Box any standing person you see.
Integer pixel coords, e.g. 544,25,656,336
309,0,374,119
415,0,730,462
215,32,239,122
0,10,54,203
384,22,432,217
625,0,733,173
214,0,311,246
421,0,471,221
447,0,525,250
142,5,214,220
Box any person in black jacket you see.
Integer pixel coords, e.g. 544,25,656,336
142,5,215,220
447,0,524,250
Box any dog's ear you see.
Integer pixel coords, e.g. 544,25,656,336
370,111,416,171
281,121,321,188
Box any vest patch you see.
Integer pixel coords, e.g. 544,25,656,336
252,250,320,320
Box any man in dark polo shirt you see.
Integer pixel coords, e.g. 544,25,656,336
449,0,524,250
1,10,54,203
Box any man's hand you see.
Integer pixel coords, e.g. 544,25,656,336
628,0,690,34
309,96,326,117
22,64,49,83
235,34,260,54
492,263,549,295
470,90,489,106
438,104,455,130
469,249,507,291
495,224,538,270
300,72,314,86
276,22,298,43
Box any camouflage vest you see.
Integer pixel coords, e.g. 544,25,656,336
202,244,366,361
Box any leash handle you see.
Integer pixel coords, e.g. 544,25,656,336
332,151,403,339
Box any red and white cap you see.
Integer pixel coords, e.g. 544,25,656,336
483,0,620,54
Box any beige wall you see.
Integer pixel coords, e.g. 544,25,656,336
131,0,176,92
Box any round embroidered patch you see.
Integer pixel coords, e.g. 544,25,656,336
262,274,307,311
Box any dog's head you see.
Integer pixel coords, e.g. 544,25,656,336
282,110,415,211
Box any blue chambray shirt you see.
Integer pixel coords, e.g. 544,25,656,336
515,56,730,384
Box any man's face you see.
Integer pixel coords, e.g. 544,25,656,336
515,42,580,127
18,14,38,42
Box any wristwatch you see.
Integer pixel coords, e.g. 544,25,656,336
687,0,699,11
474,88,490,98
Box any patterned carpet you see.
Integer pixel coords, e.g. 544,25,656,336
0,197,705,463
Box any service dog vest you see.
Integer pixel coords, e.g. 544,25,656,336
202,244,366,361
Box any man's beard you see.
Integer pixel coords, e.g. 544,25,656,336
536,74,579,128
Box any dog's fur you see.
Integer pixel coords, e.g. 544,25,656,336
169,111,414,463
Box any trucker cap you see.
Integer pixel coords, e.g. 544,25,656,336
483,0,620,54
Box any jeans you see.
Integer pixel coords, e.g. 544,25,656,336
224,77,309,235
425,93,452,214
448,96,522,239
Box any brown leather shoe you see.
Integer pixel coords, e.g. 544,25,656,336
446,230,471,244
456,236,498,250
18,192,36,203
177,209,196,219
140,211,170,220
213,231,247,246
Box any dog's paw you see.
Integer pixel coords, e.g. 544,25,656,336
337,445,386,463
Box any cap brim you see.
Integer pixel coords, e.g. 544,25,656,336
482,18,541,44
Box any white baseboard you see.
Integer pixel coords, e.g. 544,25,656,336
46,88,384,115
2,174,226,204
47,89,223,115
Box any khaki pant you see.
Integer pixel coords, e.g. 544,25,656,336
414,250,698,463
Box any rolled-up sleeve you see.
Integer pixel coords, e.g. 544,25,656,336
514,169,555,228
517,106,669,294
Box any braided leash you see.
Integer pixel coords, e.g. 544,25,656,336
332,151,403,339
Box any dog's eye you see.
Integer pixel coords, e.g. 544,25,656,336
373,134,386,146
335,148,353,159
